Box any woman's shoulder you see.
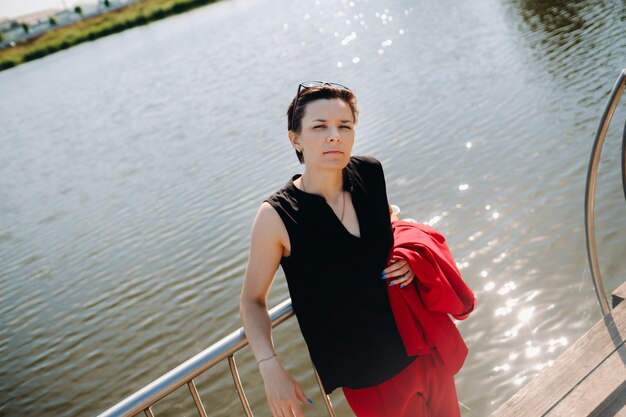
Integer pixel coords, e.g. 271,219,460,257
349,154,383,168
348,154,385,180
264,175,296,202
262,177,300,222
255,200,279,222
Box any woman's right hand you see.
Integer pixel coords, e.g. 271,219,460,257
259,359,312,417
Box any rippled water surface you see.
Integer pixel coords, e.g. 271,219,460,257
1,0,625,415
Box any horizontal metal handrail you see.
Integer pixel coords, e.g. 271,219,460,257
585,68,626,316
96,298,295,417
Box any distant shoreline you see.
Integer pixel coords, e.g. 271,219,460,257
0,0,221,72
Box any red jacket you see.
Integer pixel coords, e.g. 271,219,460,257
387,220,476,375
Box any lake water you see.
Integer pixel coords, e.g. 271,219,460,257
1,0,625,415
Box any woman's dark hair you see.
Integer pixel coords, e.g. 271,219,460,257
287,85,359,164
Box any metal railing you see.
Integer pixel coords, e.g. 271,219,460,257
584,68,626,316
95,298,337,417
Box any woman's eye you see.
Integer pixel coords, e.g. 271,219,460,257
313,125,325,129
340,126,352,129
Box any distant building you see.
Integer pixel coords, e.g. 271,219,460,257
0,18,13,32
15,8,62,27
0,18,23,45
53,10,78,26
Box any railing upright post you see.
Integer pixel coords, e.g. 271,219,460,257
312,365,337,417
187,379,208,417
228,354,255,417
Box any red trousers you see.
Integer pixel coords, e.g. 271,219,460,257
341,354,461,417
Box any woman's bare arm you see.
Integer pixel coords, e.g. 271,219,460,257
240,202,310,417
240,202,284,362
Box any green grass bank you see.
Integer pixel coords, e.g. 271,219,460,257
0,0,220,72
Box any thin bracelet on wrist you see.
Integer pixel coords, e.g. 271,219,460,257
257,353,277,366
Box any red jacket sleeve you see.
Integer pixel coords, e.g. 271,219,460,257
389,221,476,320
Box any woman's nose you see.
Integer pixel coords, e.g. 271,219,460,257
327,127,341,141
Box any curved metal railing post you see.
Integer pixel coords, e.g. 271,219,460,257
584,68,626,316
622,119,626,203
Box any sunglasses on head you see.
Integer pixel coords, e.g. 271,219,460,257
291,81,352,131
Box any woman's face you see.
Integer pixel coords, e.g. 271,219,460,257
290,98,355,169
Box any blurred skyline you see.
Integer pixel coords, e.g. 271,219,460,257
0,0,96,19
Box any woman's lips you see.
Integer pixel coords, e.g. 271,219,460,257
324,151,343,154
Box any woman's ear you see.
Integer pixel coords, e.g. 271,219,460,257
288,131,300,148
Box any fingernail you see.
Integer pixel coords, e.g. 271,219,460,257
381,271,387,276
400,283,405,288
389,281,395,286
307,398,313,404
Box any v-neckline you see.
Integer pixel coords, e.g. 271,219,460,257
289,170,363,240
326,188,362,239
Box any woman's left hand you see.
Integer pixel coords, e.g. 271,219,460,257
382,258,414,288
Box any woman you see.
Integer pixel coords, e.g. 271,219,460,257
239,82,461,417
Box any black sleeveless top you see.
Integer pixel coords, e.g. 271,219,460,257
264,155,417,394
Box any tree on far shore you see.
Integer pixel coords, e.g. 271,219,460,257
21,22,29,33
74,5,83,16
49,16,58,26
